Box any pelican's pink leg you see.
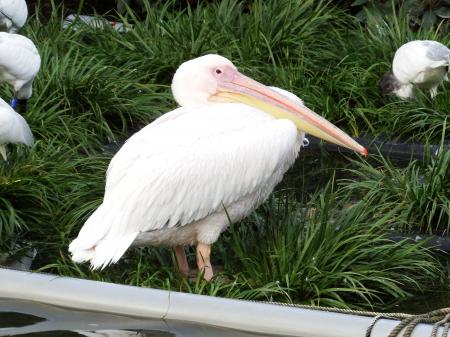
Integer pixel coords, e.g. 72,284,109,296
174,245,190,277
196,242,213,281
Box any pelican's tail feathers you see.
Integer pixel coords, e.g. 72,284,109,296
70,246,95,264
69,230,139,270
69,204,109,254
90,232,139,270
69,203,138,269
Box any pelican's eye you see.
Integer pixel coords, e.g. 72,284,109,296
215,68,223,75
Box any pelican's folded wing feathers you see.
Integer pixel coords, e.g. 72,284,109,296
70,103,299,263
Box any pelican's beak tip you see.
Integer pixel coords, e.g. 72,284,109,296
361,147,369,157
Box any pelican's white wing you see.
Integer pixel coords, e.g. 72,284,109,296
0,97,33,146
0,0,27,32
69,103,299,268
0,32,40,91
393,40,450,84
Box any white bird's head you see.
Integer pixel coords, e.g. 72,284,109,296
171,54,368,156
379,70,414,99
172,54,235,106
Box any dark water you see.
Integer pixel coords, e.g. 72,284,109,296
0,299,280,337
390,291,450,315
0,312,45,329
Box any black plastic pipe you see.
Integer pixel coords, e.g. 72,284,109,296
306,136,450,161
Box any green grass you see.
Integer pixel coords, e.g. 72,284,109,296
225,190,443,309
0,0,449,311
342,150,450,236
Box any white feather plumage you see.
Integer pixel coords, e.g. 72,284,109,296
0,0,27,33
0,97,33,158
381,40,450,99
0,32,41,99
69,103,303,269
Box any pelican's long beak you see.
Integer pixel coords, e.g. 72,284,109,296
210,72,368,156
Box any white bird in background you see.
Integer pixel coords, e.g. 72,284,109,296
69,55,367,280
380,40,450,99
0,96,33,160
0,0,27,33
0,32,41,113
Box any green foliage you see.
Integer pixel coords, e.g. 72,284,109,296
225,191,443,309
342,150,450,235
351,0,450,32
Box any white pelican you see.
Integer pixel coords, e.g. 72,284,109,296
379,40,450,99
0,32,41,113
0,0,27,33
69,55,367,280
0,96,33,160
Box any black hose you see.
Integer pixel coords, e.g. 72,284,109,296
306,136,450,161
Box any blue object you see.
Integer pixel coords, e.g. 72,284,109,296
11,97,18,109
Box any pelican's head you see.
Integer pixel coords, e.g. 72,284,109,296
172,55,236,106
171,54,368,156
